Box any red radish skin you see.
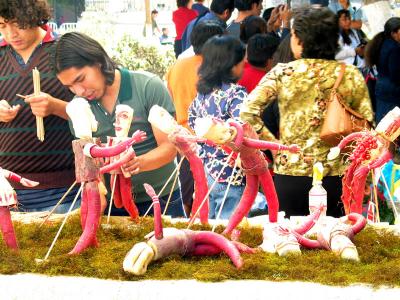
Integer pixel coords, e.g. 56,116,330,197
69,182,101,254
99,148,135,174
120,176,139,221
0,207,18,250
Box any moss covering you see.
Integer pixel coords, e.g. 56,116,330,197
0,215,399,287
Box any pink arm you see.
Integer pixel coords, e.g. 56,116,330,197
144,183,163,240
293,231,322,249
346,213,367,235
367,150,392,170
337,132,366,150
293,204,323,235
2,169,39,188
88,130,146,158
243,138,300,153
99,149,135,174
228,121,245,148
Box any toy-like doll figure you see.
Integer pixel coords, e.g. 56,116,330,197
194,117,300,236
122,183,256,275
66,98,146,254
0,169,38,249
328,107,400,214
260,205,323,256
148,105,209,224
107,104,139,221
294,213,367,261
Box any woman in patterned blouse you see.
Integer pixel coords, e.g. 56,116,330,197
240,7,374,218
189,35,266,219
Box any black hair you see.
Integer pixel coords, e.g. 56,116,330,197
197,35,245,94
0,0,51,29
292,7,339,59
177,0,190,8
190,21,224,55
365,17,400,67
53,32,117,86
247,34,279,68
271,34,294,67
337,9,354,45
234,0,262,11
262,7,274,22
151,9,158,14
210,0,235,15
240,15,267,43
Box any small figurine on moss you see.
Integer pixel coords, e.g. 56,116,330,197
0,168,38,249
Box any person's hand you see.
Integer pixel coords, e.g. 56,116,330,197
0,100,21,122
122,155,141,175
267,6,280,32
25,92,56,117
355,45,365,57
279,5,291,28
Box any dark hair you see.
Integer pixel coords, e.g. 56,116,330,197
247,34,279,68
53,32,117,86
234,0,262,11
365,17,400,67
240,15,267,43
177,0,190,8
337,10,354,45
210,0,235,15
0,0,51,28
151,9,158,14
292,7,339,59
262,7,274,22
191,21,224,55
271,34,294,67
197,35,245,94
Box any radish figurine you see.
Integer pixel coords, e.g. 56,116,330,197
194,117,300,235
0,168,38,250
328,107,400,214
122,183,256,275
148,105,209,224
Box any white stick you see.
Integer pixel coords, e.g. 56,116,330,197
39,181,77,227
106,175,118,224
33,68,45,142
143,156,185,217
187,151,234,229
42,183,83,261
377,167,399,219
162,167,180,216
212,154,240,232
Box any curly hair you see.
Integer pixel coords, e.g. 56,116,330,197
0,0,51,28
292,7,339,60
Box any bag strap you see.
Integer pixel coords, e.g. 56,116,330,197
333,63,346,90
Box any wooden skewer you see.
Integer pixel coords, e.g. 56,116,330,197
16,94,27,99
32,68,45,142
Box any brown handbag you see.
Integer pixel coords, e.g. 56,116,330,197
320,64,371,146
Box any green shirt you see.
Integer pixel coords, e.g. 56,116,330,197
241,59,374,177
72,69,177,202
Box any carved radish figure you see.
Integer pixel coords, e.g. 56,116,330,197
294,213,367,261
194,117,300,235
107,104,140,221
0,168,38,249
67,98,146,254
328,107,400,214
148,105,209,224
123,183,256,275
260,205,323,256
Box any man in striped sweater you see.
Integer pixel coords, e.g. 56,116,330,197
0,0,79,212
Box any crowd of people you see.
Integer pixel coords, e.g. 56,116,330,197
1,0,399,221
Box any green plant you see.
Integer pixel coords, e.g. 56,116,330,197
112,34,176,79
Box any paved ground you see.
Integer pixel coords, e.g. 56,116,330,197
1,273,399,300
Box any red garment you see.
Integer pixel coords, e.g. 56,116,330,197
172,7,198,41
238,62,267,93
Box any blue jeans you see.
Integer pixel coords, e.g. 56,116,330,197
110,189,186,218
14,187,81,213
206,173,267,219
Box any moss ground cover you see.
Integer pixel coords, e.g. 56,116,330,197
1,215,399,287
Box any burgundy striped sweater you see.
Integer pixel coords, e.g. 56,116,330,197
0,43,75,189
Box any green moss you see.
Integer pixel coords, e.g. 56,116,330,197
1,216,399,287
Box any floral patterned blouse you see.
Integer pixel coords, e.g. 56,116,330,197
189,83,246,185
241,59,374,177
